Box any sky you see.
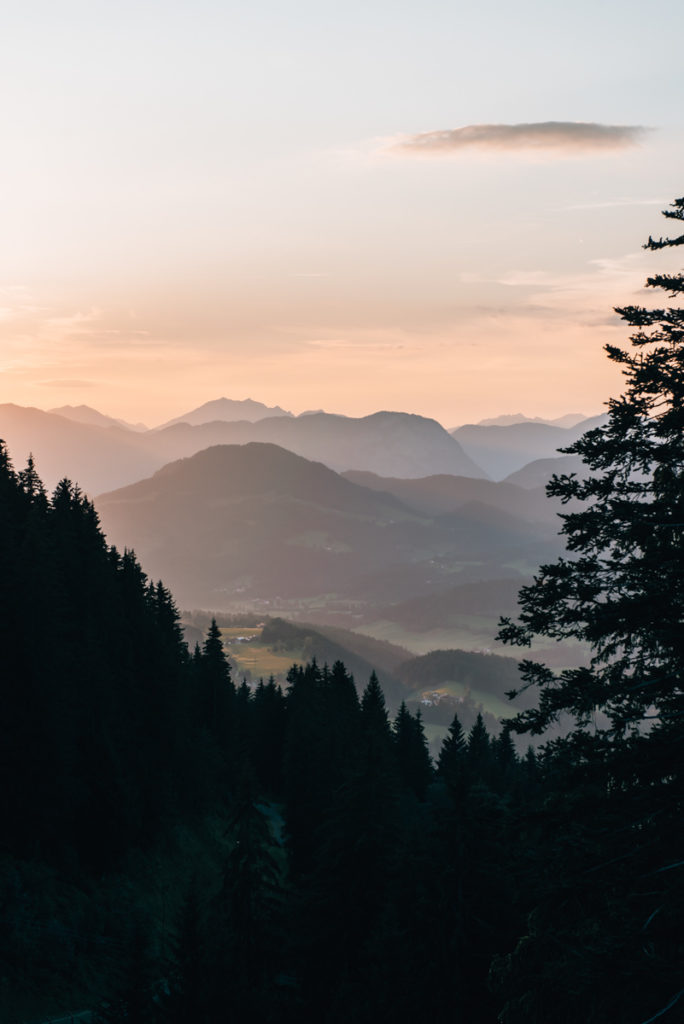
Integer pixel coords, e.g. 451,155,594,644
1,0,683,428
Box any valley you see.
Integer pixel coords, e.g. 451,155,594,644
206,616,528,750
0,395,593,735
0,395,595,738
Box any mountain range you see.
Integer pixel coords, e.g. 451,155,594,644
341,469,560,523
0,403,485,493
0,395,592,659
143,411,487,480
472,412,588,428
0,404,163,494
49,404,149,432
451,414,607,479
0,398,604,496
95,442,563,623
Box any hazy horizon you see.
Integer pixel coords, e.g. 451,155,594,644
2,1,683,426
9,394,601,433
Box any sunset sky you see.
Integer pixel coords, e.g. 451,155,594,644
1,0,683,428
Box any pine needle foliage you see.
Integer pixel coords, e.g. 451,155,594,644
494,196,684,1024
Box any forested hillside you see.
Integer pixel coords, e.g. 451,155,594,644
0,441,535,1022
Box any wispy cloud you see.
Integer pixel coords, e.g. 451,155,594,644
388,122,647,157
454,248,653,329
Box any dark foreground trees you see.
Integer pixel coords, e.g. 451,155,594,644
495,197,684,1023
0,448,526,1022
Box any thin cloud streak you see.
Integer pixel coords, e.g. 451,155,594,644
388,122,648,157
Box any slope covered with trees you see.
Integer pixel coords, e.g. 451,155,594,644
0,446,210,871
0,440,537,1022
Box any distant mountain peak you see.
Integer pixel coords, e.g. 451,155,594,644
158,397,294,429
94,440,547,614
472,412,588,428
451,413,608,480
49,404,148,432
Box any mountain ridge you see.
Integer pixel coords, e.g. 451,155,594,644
470,412,589,428
49,404,149,432
158,396,294,428
95,441,561,615
0,403,488,493
451,413,608,479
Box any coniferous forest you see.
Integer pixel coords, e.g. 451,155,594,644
1,201,683,1023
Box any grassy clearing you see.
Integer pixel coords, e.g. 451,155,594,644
439,681,515,719
220,627,263,639
220,627,303,680
229,643,300,678
415,681,514,722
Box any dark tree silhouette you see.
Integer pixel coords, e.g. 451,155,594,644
393,701,433,800
494,195,684,1024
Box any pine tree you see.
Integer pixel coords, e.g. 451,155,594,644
437,712,468,795
198,619,236,770
490,726,519,794
467,712,492,783
393,703,433,800
359,670,394,765
499,201,684,740
494,195,684,1024
329,659,360,719
18,453,48,509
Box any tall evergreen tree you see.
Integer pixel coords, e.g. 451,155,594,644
393,702,433,800
359,670,394,765
494,195,684,1023
467,712,493,785
198,619,236,780
437,711,468,795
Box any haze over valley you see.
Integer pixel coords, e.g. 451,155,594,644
1,396,594,668
95,438,559,623
0,396,602,490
